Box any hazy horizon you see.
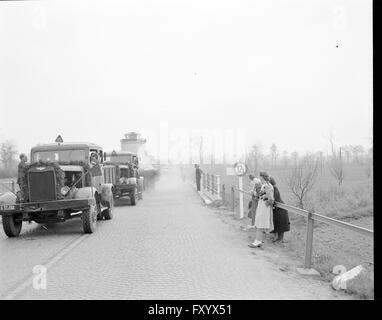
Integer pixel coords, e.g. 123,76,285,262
0,0,373,160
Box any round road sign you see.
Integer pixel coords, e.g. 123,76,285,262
233,162,248,176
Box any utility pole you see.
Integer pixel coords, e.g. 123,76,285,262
199,135,203,165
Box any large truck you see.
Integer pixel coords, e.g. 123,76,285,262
104,151,143,205
0,137,115,237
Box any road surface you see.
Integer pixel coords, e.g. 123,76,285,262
0,170,349,299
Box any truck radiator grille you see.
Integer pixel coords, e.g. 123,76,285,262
28,169,57,202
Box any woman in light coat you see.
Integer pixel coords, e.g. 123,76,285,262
247,175,262,229
248,171,274,248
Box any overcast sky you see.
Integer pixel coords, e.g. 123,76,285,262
0,0,373,159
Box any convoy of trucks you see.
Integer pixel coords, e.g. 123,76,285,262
0,132,158,237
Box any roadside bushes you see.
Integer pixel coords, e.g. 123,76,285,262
305,181,373,220
0,167,17,179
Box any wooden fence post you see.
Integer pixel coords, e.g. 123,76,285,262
215,175,221,199
238,176,244,219
305,210,314,269
231,186,235,212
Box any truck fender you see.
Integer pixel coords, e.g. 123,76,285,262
100,183,113,203
0,192,17,205
73,187,97,200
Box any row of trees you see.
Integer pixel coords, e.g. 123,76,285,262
246,142,372,172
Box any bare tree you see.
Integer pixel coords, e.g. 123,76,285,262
327,132,345,186
0,140,18,178
282,150,289,167
329,147,345,186
351,145,365,164
341,145,352,163
291,151,299,165
248,143,263,174
285,154,319,209
199,135,203,165
270,143,278,167
365,145,373,179
315,151,324,174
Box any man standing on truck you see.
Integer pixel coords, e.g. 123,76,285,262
17,153,28,200
195,164,203,192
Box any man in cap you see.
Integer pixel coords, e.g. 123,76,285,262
195,164,203,192
17,153,28,200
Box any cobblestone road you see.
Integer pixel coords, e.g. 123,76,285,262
0,171,349,300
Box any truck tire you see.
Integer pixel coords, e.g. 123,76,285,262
96,199,103,220
2,214,22,237
138,180,143,200
130,188,138,206
103,196,114,220
82,205,97,233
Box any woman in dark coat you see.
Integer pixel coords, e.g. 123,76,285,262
269,176,290,242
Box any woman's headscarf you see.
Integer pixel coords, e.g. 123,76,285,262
269,176,276,186
259,171,270,182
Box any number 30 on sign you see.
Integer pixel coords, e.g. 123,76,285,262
233,162,248,176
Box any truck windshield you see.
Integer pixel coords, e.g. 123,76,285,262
111,155,133,163
33,150,86,162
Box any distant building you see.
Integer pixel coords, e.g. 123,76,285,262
120,132,147,154
120,132,154,171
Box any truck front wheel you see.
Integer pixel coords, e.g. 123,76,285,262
81,205,97,233
130,188,138,206
2,214,22,237
103,196,114,220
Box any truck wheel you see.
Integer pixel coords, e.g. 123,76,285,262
96,199,103,220
103,196,114,220
2,214,22,237
82,205,97,233
130,188,138,206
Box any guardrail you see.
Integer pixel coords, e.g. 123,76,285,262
233,186,373,269
199,172,373,270
201,173,221,199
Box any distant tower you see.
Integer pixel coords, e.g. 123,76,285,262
120,132,147,153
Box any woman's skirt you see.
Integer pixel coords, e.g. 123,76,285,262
254,199,273,230
248,199,258,220
273,207,290,232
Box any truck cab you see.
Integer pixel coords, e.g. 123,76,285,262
0,139,115,237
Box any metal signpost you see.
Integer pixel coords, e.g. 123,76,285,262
233,162,247,218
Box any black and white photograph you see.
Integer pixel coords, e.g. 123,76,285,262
0,0,374,303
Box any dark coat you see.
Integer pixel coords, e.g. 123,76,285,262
272,186,290,233
195,168,202,180
17,161,27,185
